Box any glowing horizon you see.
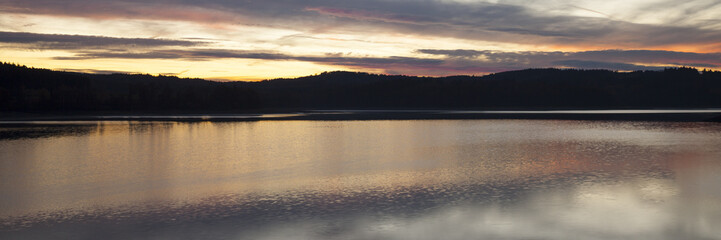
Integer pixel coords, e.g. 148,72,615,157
1,0,720,81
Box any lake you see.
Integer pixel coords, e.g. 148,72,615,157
1,120,720,239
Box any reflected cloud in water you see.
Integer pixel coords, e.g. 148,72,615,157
1,120,720,239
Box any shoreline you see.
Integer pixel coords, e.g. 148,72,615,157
2,110,721,122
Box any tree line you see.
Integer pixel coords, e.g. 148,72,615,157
0,63,259,112
246,67,721,109
2,62,720,113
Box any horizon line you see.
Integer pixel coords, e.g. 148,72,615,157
3,61,714,82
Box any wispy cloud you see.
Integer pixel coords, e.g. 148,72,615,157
304,7,434,24
418,49,721,70
49,47,720,76
0,31,203,49
0,1,243,25
52,49,446,74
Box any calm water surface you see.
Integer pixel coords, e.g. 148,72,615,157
1,120,720,239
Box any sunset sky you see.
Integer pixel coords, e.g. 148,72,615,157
1,0,721,81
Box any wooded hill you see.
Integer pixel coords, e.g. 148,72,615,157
0,63,259,112
2,62,720,112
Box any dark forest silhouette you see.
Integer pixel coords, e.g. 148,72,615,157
2,62,720,113
0,63,259,112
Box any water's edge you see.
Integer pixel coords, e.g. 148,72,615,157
2,109,721,122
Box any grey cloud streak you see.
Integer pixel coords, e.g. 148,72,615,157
51,47,719,76
54,49,439,64
0,31,202,49
53,49,450,75
418,49,721,69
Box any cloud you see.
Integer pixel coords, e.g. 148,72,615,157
49,47,718,76
573,50,721,67
0,1,243,25
0,31,203,49
3,0,721,50
418,49,721,70
52,49,448,75
304,7,432,24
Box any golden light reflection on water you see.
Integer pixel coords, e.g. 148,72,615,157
1,120,721,239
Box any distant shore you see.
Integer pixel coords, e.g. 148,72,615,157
2,110,721,122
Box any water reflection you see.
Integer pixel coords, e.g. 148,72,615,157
1,120,720,239
0,122,99,140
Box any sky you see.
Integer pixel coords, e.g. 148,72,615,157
1,0,721,81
